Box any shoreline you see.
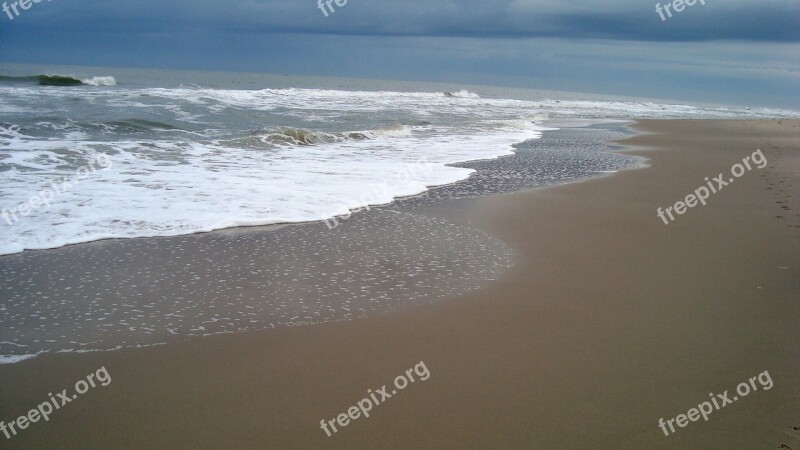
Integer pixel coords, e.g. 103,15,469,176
0,120,636,361
0,119,798,449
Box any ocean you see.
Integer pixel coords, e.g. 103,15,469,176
2,63,797,256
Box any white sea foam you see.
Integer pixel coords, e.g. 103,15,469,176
0,120,546,255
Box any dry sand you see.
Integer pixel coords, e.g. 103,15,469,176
1,119,798,449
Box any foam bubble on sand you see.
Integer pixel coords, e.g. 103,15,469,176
0,353,40,364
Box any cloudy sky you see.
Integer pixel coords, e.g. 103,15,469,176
0,0,798,108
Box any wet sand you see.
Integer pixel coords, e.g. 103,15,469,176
1,119,798,449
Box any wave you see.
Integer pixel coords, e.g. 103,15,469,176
81,76,116,86
0,74,116,87
444,90,480,98
220,124,413,149
1,75,83,86
105,119,183,132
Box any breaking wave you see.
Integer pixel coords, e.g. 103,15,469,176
444,90,480,98
0,74,116,87
220,124,413,148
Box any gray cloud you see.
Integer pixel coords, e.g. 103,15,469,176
9,0,800,42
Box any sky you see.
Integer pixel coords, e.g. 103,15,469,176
0,0,798,108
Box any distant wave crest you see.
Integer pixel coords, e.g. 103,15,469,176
81,76,117,86
443,90,480,98
0,74,116,87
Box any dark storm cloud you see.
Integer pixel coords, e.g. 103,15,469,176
6,0,799,42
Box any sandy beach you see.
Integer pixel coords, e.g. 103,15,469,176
1,119,798,449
